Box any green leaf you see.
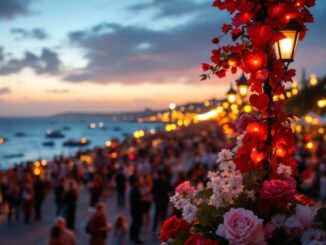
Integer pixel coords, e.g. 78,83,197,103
243,170,268,191
195,189,213,199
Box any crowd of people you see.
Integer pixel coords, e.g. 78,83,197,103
0,121,325,244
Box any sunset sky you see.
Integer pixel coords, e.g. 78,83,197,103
0,0,325,116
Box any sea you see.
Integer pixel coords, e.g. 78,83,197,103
0,116,161,169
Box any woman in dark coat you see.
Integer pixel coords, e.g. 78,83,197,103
65,180,78,230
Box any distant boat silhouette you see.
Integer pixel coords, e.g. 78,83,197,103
46,130,65,138
4,153,24,159
43,141,55,147
15,132,26,137
63,139,90,147
112,127,122,131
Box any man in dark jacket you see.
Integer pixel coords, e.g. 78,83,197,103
152,170,171,233
115,167,126,208
129,177,143,244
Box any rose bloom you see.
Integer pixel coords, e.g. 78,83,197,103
216,208,265,245
185,234,218,245
159,216,191,243
260,179,296,208
175,181,196,196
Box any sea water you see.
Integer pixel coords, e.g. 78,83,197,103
0,116,161,169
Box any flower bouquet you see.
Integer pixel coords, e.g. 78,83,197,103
160,0,325,244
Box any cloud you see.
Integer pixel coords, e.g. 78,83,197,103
45,89,70,93
0,48,62,75
0,87,11,95
0,0,35,20
10,28,48,40
65,7,221,84
129,0,210,18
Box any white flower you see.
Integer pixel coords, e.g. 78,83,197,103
270,214,286,228
245,190,256,200
217,149,233,163
295,204,316,229
170,193,189,210
182,203,197,224
301,228,326,245
277,164,293,177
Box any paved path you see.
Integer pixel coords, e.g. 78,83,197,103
0,187,160,245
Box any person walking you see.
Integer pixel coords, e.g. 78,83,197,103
54,178,66,216
112,215,128,245
34,175,45,221
115,167,127,208
87,202,112,245
129,177,144,244
48,217,76,245
88,175,103,208
152,170,171,233
64,180,78,230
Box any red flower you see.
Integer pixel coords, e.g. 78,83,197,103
248,22,274,48
235,113,257,132
250,149,267,164
260,179,296,208
231,28,242,41
159,216,191,243
201,63,210,72
249,93,270,111
221,24,232,34
185,234,218,245
232,11,253,27
243,51,267,73
211,37,220,44
211,53,221,64
246,121,268,140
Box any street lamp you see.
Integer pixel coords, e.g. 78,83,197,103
236,73,249,97
309,74,318,86
226,84,237,104
169,103,176,110
273,19,301,69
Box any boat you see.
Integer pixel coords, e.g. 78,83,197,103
15,132,26,137
63,138,91,147
62,127,71,131
112,127,122,131
46,130,65,138
43,141,55,147
4,153,24,159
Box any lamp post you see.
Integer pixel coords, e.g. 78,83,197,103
226,84,237,104
273,19,301,70
236,73,249,98
169,103,176,123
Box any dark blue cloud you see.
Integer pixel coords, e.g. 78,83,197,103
10,28,48,40
0,48,62,75
0,0,35,20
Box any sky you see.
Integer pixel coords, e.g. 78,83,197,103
0,0,325,116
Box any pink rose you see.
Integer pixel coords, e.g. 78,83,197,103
216,208,266,245
175,181,196,196
260,179,296,208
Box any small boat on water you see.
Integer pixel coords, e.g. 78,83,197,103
43,141,55,147
46,130,65,138
112,127,122,131
4,153,24,159
63,138,91,147
15,132,26,137
62,126,71,131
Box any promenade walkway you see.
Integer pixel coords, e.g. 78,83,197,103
0,187,160,245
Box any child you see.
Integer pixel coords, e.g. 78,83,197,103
112,215,128,245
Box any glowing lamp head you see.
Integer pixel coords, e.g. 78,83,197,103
310,74,318,86
275,145,287,158
236,73,249,97
226,84,237,103
274,19,301,67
